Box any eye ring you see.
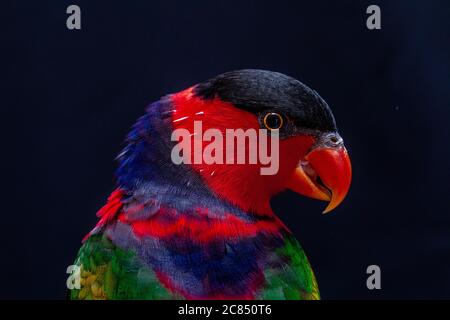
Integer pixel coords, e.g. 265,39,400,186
263,112,284,130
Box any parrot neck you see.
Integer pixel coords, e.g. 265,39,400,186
114,95,272,218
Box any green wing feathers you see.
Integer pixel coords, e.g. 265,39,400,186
69,233,319,300
258,234,320,300
69,234,176,300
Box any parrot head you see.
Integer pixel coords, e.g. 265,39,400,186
169,70,352,215
118,69,352,216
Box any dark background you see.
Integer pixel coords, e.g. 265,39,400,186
1,0,449,299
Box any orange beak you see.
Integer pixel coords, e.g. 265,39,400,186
286,146,352,213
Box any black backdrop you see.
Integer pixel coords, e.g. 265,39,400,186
1,0,449,299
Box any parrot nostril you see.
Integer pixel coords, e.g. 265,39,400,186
323,133,342,147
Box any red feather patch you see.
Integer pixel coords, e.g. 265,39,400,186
118,207,283,243
171,88,315,215
82,189,124,242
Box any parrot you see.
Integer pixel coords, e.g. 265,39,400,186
68,69,352,300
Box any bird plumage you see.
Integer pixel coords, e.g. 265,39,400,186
69,69,351,300
71,188,319,299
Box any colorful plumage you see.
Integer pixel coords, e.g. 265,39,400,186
69,70,351,300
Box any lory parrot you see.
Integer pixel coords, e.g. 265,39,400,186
69,70,352,300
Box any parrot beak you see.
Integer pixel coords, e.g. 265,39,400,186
286,145,352,214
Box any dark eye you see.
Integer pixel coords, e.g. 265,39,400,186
263,112,284,130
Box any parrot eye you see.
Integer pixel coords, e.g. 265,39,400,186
263,112,284,130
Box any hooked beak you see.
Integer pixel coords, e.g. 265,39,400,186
286,145,352,214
